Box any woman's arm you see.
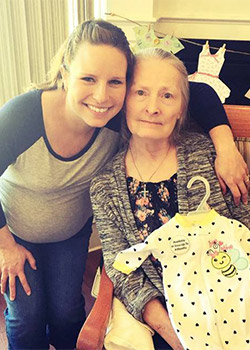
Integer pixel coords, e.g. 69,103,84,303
209,125,249,206
189,82,249,205
0,92,41,300
143,298,184,350
0,112,38,295
204,135,250,229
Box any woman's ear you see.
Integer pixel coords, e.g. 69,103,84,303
177,110,182,120
177,105,184,120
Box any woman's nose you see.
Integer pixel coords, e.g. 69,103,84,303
145,96,160,115
92,83,108,103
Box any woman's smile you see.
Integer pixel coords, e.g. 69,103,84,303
84,103,111,113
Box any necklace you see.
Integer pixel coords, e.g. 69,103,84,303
129,144,171,198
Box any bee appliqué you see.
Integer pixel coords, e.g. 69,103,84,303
207,239,248,278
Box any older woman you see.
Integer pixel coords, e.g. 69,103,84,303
90,48,250,350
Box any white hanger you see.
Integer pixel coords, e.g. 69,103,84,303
187,176,211,216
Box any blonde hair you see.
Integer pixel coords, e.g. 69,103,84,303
34,20,134,90
121,48,189,146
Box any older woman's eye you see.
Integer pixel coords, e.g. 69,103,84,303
164,92,172,99
137,90,145,96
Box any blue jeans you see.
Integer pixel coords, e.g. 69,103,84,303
4,218,92,350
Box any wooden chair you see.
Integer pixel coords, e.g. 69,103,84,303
77,266,113,350
76,105,250,350
223,105,250,170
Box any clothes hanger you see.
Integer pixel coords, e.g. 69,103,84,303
187,176,211,216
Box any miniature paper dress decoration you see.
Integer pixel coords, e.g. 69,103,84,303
188,42,231,103
132,25,184,54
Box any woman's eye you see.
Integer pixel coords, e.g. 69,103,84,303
109,79,123,85
81,77,95,82
164,92,172,99
136,90,145,96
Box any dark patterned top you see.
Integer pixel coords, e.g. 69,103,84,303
127,174,178,276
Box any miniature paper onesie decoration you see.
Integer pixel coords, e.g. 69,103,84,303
188,42,231,103
113,210,250,350
132,25,184,54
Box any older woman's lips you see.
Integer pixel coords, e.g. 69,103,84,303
140,120,162,125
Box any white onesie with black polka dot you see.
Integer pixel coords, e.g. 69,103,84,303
113,209,250,350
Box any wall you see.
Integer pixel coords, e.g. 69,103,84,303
154,0,250,20
154,0,250,40
96,0,250,40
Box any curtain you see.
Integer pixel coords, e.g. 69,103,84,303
77,0,94,23
0,0,93,107
0,0,70,107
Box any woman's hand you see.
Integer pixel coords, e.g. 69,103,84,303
209,125,249,206
143,298,184,350
0,226,36,301
215,146,249,206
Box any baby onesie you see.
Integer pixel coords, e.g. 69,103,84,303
188,43,230,103
113,209,250,350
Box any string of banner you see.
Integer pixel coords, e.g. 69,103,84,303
105,12,250,102
105,12,250,57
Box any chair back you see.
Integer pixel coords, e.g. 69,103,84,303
224,105,250,170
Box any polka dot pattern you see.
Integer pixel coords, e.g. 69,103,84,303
114,212,250,349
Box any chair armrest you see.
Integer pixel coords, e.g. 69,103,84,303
76,266,114,350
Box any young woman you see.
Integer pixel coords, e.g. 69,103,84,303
0,19,248,349
0,20,133,350
90,48,250,350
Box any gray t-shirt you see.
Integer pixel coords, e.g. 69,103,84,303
0,90,120,242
